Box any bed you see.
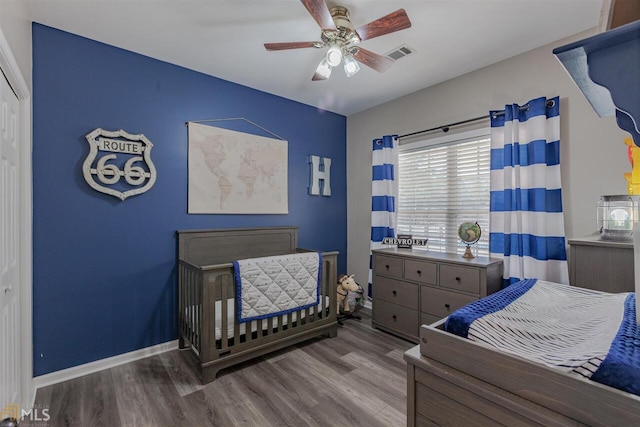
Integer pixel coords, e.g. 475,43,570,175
177,226,338,384
405,279,640,426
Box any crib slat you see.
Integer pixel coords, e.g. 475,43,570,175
182,267,187,336
194,269,199,350
267,317,273,335
189,269,194,348
202,269,214,360
195,269,200,350
185,269,189,342
246,319,252,343
234,292,240,344
221,273,229,349
179,264,184,336
320,264,326,318
189,269,194,345
208,272,217,351
197,270,202,351
188,270,192,349
187,268,192,343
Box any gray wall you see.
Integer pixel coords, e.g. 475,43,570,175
347,28,630,284
0,0,32,90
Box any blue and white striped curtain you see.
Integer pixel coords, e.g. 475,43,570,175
489,96,569,287
369,135,399,297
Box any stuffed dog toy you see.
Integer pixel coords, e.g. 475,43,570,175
337,274,359,313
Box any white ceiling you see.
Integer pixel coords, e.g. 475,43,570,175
26,0,603,116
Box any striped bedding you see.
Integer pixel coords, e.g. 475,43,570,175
445,279,640,396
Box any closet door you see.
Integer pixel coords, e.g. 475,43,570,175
0,68,21,411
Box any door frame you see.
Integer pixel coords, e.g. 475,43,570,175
0,26,33,407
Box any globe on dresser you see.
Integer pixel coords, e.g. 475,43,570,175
458,222,481,259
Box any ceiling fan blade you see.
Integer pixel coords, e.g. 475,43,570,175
264,41,318,51
355,9,411,41
300,0,336,30
354,48,394,73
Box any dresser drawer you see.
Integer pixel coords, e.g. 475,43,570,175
374,255,403,278
415,382,496,426
373,275,419,309
420,312,441,327
414,369,530,426
373,299,419,338
404,259,437,285
439,265,480,293
421,286,477,318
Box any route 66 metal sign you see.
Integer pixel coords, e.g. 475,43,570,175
83,128,157,201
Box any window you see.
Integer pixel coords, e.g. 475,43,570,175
397,128,491,256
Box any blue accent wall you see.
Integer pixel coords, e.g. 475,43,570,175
32,23,347,376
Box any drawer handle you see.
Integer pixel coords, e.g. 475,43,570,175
392,315,397,320
392,290,397,296
385,265,390,270
444,303,451,310
417,270,422,275
455,277,461,281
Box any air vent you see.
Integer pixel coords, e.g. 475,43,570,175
386,44,415,61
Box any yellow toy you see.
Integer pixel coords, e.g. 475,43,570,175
624,137,640,195
337,274,359,313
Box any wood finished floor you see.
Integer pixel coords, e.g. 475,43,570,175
28,313,414,427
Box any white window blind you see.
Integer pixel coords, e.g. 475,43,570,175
398,129,491,256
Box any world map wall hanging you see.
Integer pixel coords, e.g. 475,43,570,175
187,121,288,214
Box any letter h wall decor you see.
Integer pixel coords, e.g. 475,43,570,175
309,155,331,196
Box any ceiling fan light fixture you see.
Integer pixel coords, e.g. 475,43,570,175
326,44,343,67
263,3,412,81
343,55,360,77
315,56,332,79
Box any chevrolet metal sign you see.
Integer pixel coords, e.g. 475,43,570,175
382,236,428,248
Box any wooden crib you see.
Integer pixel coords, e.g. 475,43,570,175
177,226,338,384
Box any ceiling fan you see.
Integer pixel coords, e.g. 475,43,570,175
264,0,412,81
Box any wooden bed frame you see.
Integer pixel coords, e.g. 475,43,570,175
405,320,640,426
177,226,338,384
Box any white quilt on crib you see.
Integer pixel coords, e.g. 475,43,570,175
233,252,321,322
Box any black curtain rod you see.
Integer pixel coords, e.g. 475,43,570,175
398,115,487,139
398,99,555,140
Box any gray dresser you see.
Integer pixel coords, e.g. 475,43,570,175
371,248,503,342
568,234,634,293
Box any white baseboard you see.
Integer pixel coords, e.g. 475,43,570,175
32,340,179,391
